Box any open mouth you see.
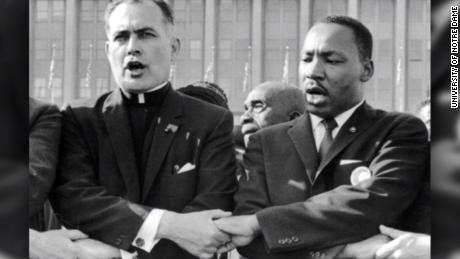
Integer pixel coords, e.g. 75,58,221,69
125,61,146,77
306,86,327,95
126,61,146,71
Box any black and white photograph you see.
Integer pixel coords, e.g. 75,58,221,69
2,0,452,258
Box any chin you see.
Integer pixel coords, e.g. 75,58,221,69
307,106,334,118
122,82,154,93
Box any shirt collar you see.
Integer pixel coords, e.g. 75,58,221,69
120,81,169,100
310,100,364,130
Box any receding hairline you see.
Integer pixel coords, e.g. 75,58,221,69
104,0,174,33
251,81,306,112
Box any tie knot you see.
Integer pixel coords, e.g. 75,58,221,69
321,118,337,131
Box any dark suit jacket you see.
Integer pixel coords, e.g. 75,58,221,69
234,103,429,259
399,164,430,234
29,98,62,230
51,86,237,258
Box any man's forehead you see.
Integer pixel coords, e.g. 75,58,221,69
302,23,357,53
107,1,165,32
245,89,267,103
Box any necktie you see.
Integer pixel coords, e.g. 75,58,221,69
318,118,338,163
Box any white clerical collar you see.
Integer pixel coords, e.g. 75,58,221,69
120,81,169,104
310,100,365,131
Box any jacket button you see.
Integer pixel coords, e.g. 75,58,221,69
114,237,123,246
135,238,145,247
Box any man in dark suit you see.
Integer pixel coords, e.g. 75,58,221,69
29,98,62,231
215,15,428,259
50,1,237,259
30,98,124,259
29,97,86,259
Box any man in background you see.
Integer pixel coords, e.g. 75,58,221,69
29,97,120,259
239,81,305,148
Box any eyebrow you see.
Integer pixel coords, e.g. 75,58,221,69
111,27,157,37
303,50,344,57
246,100,265,107
133,27,156,34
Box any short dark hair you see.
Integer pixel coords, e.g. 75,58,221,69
318,15,373,61
105,0,174,31
177,81,229,110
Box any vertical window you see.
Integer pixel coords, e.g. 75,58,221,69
52,0,65,20
51,78,63,99
263,0,299,83
34,78,47,98
172,0,205,85
190,40,202,60
217,0,251,111
79,77,91,98
96,78,109,95
81,0,94,21
36,0,49,21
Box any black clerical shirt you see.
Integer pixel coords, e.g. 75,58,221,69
122,84,170,190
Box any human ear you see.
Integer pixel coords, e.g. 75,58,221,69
360,59,374,82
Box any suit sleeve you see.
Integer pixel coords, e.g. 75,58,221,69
234,133,344,259
50,105,150,251
237,115,428,255
256,115,428,252
182,109,237,212
29,103,61,216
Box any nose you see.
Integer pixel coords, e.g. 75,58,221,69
240,111,253,125
302,57,324,81
127,36,142,56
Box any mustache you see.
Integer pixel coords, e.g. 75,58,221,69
304,81,327,95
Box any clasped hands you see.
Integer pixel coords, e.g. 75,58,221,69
157,210,259,259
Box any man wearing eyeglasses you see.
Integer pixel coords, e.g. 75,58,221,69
240,81,305,148
215,15,428,259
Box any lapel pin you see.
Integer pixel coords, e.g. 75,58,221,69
157,117,162,125
186,132,190,140
197,138,201,146
349,126,356,133
164,123,178,134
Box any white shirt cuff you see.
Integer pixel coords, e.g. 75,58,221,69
120,249,137,259
131,209,165,253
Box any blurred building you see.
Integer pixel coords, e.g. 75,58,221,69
30,0,430,119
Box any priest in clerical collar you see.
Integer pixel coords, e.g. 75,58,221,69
50,1,237,259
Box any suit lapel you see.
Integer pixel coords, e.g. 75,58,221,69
142,88,183,201
288,114,319,184
103,89,140,201
314,103,375,182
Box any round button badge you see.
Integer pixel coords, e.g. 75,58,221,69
350,166,372,186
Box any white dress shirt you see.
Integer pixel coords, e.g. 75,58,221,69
309,100,364,150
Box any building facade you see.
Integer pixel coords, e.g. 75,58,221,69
30,0,430,119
